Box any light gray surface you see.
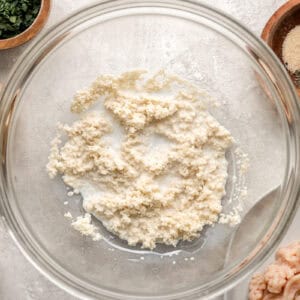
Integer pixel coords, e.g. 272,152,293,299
0,0,299,299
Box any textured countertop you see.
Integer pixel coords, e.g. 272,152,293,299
0,0,299,299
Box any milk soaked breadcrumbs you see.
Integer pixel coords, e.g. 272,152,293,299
47,70,235,249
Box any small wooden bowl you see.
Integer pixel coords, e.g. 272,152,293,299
262,0,300,97
0,0,51,50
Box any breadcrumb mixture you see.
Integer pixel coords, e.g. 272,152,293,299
249,241,300,299
47,70,235,249
71,213,102,241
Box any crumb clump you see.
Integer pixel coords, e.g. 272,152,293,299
64,212,72,219
47,70,239,249
71,213,102,241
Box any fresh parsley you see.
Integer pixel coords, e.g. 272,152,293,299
0,0,41,39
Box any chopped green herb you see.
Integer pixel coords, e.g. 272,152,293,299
0,0,41,39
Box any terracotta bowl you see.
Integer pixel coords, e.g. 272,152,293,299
0,0,51,50
262,0,300,97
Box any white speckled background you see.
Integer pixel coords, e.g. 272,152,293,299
0,0,299,299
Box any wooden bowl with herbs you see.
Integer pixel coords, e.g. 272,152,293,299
0,0,50,50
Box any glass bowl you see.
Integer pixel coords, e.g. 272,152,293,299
1,1,300,299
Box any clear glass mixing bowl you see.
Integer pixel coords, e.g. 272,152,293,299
0,1,300,299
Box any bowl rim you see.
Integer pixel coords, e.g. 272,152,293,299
0,0,300,299
0,0,51,50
